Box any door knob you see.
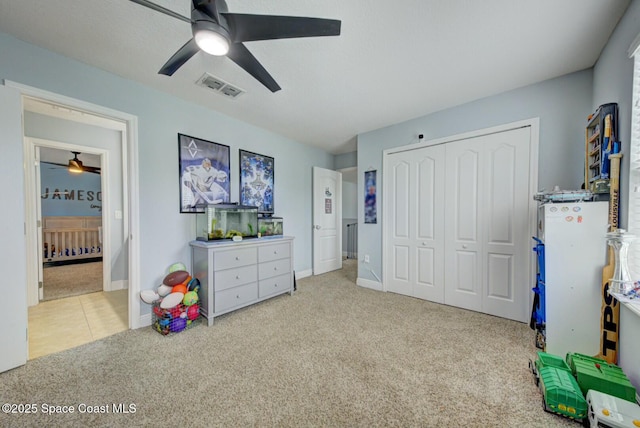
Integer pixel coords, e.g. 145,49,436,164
314,225,321,230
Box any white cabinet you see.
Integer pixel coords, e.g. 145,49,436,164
190,236,294,326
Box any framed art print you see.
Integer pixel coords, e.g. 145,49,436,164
178,133,230,213
239,149,274,215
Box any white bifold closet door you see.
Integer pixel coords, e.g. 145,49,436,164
384,126,531,322
385,144,445,302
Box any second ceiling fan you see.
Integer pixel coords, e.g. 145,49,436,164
129,0,342,92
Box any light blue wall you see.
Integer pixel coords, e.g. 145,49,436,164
0,32,333,318
357,69,593,283
590,0,640,395
335,151,357,169
592,0,639,229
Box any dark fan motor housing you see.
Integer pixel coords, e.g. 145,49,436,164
128,0,341,92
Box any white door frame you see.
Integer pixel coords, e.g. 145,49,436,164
26,138,111,302
382,118,539,311
6,80,141,330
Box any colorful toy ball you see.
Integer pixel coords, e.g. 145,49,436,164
169,262,187,273
157,284,172,297
163,270,190,286
140,289,159,304
187,304,200,320
171,317,187,333
172,284,188,295
187,278,201,293
169,306,181,319
183,290,199,306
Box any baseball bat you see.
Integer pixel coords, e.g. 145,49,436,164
598,152,621,363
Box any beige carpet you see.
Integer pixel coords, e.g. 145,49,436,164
1,260,575,427
42,261,103,301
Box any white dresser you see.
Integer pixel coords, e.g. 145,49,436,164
190,236,294,326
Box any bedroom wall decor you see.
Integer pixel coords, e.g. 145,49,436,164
239,149,274,215
178,133,230,213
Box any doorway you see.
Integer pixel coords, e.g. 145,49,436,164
22,96,132,359
38,146,104,301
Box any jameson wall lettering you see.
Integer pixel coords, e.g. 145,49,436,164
41,189,102,201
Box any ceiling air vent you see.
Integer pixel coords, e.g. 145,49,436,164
196,73,245,99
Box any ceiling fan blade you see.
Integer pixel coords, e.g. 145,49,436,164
128,0,192,24
222,14,341,42
226,43,281,92
84,166,102,174
159,38,200,76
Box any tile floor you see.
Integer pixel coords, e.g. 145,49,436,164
28,289,128,360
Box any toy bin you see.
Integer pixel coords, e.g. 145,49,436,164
536,352,571,372
566,353,637,402
151,300,200,336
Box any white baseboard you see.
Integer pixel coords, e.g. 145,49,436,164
295,269,313,280
109,280,128,291
357,277,383,291
139,313,152,328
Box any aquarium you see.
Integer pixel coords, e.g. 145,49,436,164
195,204,258,241
258,217,283,236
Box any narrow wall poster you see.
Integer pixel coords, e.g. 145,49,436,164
364,170,377,224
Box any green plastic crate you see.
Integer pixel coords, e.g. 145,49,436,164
566,353,636,402
536,352,571,372
539,366,587,419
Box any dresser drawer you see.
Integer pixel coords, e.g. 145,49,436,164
258,242,291,263
259,258,291,280
259,273,291,298
214,264,257,292
214,247,257,271
215,283,258,313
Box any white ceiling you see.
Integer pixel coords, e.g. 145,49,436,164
0,0,630,154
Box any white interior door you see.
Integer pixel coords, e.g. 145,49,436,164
480,128,530,321
385,145,445,302
313,167,342,275
444,127,531,321
0,84,28,372
444,141,483,312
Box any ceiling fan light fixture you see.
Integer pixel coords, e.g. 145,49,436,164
68,160,83,174
194,22,230,56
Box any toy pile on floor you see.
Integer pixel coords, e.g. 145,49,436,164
529,351,640,427
139,262,201,336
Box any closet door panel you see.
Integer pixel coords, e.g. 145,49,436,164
482,127,530,322
385,145,445,302
414,146,445,302
445,145,482,311
386,158,412,295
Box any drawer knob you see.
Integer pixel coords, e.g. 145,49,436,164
236,295,240,299
274,283,278,287
274,267,278,271
274,251,277,254
235,256,239,260
236,275,240,279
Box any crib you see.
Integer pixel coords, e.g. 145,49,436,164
42,216,102,262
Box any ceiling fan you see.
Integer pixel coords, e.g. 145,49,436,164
128,0,341,92
46,152,101,175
